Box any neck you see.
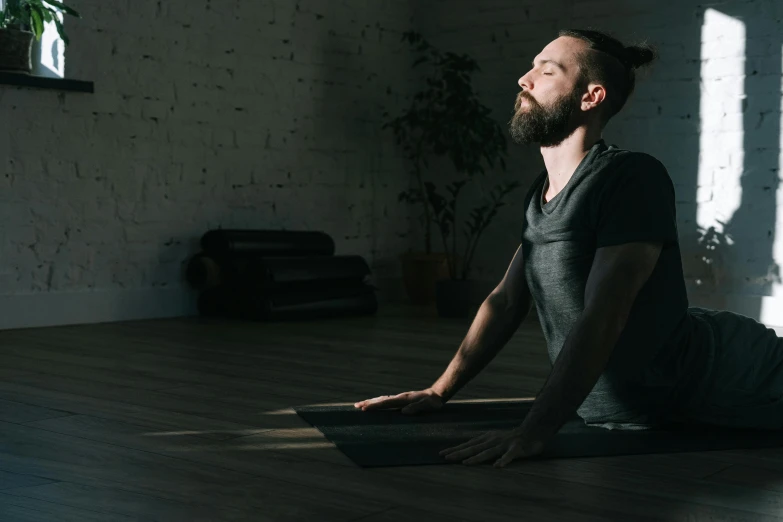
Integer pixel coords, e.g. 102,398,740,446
540,125,603,193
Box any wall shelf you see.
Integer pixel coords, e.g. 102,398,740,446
0,71,93,93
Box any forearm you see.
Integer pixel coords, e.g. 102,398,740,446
432,293,531,401
516,307,625,441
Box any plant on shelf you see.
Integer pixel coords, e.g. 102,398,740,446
0,0,80,44
0,0,81,73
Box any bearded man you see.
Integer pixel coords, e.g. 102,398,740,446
355,29,783,468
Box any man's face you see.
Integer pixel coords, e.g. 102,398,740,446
508,36,588,147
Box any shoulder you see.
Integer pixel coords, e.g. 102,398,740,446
587,150,675,221
599,146,667,171
625,151,668,173
600,150,672,189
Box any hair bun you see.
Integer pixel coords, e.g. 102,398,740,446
623,44,656,69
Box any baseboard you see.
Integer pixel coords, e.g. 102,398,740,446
0,279,408,331
0,278,408,331
0,287,200,331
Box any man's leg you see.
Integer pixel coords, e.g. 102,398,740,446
682,308,783,430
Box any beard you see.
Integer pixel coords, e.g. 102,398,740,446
508,89,582,147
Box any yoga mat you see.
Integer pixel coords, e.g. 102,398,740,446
251,284,378,320
197,286,233,317
201,229,335,257
256,255,371,286
186,253,222,290
294,400,783,467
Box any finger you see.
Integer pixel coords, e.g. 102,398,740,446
494,445,522,468
495,439,544,468
439,433,492,455
356,394,406,411
354,397,375,408
440,437,484,457
355,395,395,407
463,444,506,466
443,440,497,461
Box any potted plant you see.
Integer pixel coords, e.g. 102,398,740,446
0,0,80,74
383,31,511,307
427,178,520,318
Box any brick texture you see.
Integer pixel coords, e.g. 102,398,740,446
3,0,783,327
423,0,783,323
0,0,420,313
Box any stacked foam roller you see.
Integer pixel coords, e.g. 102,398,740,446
186,229,378,321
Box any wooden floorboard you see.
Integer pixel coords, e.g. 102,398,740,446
0,303,782,521
0,493,143,522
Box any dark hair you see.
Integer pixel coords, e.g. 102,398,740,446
558,29,657,123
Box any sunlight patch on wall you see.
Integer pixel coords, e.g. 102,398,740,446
757,44,783,325
34,8,65,78
696,8,746,279
772,44,783,302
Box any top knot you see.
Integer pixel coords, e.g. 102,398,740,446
623,44,656,69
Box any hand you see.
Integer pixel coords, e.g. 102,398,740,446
440,429,545,468
354,388,445,415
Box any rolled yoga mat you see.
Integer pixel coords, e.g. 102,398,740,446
187,254,371,291
201,229,335,257
294,399,783,468
198,282,377,320
186,253,223,290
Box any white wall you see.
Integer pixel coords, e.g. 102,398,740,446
0,0,422,329
3,0,782,330
423,0,783,327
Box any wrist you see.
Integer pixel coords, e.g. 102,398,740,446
429,383,450,402
517,407,563,442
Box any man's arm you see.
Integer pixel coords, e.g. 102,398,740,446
514,241,663,442
357,243,533,412
432,244,533,401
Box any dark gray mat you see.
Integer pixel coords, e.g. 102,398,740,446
294,400,783,467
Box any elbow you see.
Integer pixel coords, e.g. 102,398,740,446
582,304,629,341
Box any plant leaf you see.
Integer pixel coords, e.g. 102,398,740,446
41,0,80,17
29,7,44,39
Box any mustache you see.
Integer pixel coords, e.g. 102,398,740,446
515,91,539,109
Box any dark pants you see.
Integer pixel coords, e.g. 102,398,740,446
675,308,783,430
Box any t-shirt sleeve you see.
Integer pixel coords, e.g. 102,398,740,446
595,155,678,248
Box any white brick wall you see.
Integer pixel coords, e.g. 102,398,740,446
424,0,783,327
4,0,782,329
0,0,421,329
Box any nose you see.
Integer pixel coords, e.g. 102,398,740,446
518,72,532,92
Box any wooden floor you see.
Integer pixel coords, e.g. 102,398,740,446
0,303,782,521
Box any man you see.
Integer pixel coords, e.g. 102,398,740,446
355,29,783,468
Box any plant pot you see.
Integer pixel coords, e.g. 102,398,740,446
435,278,478,318
0,29,34,73
399,251,451,304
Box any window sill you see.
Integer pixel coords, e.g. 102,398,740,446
0,71,93,93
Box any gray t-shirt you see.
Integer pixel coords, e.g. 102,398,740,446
522,139,713,427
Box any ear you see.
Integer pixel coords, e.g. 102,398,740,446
581,83,606,112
